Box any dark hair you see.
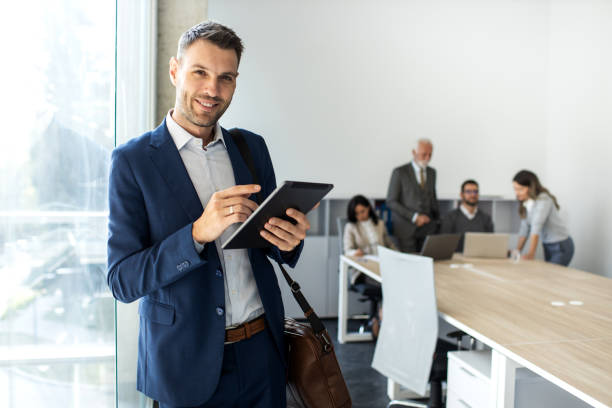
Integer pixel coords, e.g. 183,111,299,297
347,195,378,224
513,170,560,218
177,21,244,65
461,179,479,192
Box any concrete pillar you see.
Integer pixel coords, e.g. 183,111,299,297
155,0,208,123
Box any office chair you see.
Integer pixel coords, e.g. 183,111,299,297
336,217,382,335
372,247,461,408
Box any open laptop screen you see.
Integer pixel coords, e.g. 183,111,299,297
420,234,461,261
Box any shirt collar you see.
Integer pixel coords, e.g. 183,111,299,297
166,109,226,151
524,198,535,213
411,161,426,173
460,203,478,220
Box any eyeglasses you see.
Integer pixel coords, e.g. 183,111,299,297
463,189,479,194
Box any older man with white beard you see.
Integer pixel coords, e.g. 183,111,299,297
386,139,440,253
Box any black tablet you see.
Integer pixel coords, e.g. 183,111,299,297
221,181,333,249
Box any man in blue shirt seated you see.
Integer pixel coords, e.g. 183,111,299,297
440,179,494,252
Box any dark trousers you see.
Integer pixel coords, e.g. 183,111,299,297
160,327,286,408
397,221,439,253
543,237,575,266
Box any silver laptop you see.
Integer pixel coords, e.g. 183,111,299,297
463,232,509,258
420,234,461,261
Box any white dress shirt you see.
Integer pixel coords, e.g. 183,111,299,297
460,204,478,220
166,111,264,327
411,161,426,185
411,161,427,223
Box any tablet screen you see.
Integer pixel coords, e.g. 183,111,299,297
221,181,333,249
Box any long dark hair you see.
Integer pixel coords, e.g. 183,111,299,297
513,170,560,218
347,195,379,224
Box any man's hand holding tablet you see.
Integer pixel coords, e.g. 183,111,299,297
222,181,333,250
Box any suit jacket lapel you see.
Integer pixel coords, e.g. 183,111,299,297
148,119,203,221
426,167,434,192
407,163,417,187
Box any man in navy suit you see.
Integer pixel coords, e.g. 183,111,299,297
106,22,310,407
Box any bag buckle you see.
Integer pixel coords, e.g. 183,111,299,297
318,332,333,353
290,281,301,293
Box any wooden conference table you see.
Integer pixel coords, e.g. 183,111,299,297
337,254,612,408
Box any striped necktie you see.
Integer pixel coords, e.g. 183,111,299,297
420,167,426,189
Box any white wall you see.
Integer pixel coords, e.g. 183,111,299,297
206,0,612,276
545,0,612,276
209,0,549,199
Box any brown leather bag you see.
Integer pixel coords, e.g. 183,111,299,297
279,264,352,408
229,129,351,407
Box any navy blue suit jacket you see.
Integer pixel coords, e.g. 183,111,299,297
106,120,302,406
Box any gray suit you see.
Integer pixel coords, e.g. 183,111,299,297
386,162,440,253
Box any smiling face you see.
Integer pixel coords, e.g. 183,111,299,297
169,39,238,137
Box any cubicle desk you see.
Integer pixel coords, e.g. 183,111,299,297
337,254,612,408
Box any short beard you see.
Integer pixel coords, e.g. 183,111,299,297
463,199,478,207
182,107,217,128
178,93,231,129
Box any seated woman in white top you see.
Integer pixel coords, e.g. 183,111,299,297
343,195,397,338
343,195,397,284
512,170,574,266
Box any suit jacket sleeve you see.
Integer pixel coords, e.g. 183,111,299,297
343,223,356,255
431,169,440,220
386,167,418,221
106,149,208,303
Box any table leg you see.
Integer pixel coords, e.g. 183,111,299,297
337,257,373,343
491,349,520,408
338,257,349,343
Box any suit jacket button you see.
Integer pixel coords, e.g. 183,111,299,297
216,307,224,316
216,268,223,277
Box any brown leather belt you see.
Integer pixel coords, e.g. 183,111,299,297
225,315,266,343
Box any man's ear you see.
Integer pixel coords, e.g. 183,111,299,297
169,56,179,86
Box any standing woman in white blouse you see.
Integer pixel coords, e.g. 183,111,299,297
512,170,574,266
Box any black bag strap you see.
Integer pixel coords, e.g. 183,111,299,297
228,128,263,204
276,262,326,334
228,128,330,341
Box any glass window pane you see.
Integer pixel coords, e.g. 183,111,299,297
114,0,157,406
0,1,116,407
